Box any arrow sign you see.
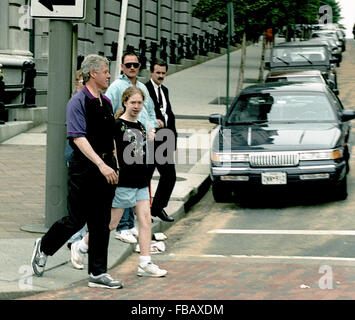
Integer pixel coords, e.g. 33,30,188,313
30,0,85,20
39,0,76,12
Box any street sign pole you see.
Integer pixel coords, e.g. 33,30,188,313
226,2,233,114
45,20,73,227
30,0,86,228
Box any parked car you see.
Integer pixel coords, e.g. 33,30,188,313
209,82,355,202
265,69,338,94
311,30,345,52
311,23,346,51
266,42,338,88
305,38,342,66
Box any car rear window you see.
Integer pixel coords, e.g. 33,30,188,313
272,47,328,63
227,92,336,123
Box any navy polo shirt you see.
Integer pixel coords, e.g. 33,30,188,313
66,86,115,155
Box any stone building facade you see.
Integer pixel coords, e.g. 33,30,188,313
0,0,224,69
0,0,226,121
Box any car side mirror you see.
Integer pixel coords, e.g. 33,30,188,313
333,89,339,95
341,110,355,122
209,114,224,125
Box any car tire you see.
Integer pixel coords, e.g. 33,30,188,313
333,175,348,201
212,182,233,203
345,152,350,174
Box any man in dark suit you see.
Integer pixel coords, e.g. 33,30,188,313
145,59,177,222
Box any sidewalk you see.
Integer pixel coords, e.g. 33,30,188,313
0,41,268,299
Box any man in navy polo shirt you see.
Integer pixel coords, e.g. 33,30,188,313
31,54,123,289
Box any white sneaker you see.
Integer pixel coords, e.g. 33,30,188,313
115,229,137,244
71,241,85,270
137,262,167,277
129,227,139,238
31,238,47,277
88,273,124,289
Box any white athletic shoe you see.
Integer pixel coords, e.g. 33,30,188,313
115,229,137,244
137,262,167,277
71,241,85,270
129,227,139,238
88,273,123,289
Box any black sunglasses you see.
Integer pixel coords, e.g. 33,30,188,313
124,62,140,69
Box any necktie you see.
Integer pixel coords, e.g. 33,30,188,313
157,86,167,126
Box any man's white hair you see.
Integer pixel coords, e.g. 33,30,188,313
81,54,109,82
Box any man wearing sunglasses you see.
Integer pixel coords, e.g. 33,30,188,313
105,51,158,244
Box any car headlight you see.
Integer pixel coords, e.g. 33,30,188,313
299,149,342,161
211,152,249,162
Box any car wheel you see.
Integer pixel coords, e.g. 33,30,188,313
212,182,233,203
333,175,348,201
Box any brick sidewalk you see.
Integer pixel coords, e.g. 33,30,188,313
21,253,355,300
0,145,46,239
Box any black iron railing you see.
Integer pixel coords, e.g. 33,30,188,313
0,61,37,123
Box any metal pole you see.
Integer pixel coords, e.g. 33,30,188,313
115,0,129,79
226,2,232,114
45,20,73,227
71,24,78,95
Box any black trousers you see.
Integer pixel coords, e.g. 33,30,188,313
41,155,116,276
147,139,176,210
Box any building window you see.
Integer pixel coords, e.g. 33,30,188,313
95,0,101,27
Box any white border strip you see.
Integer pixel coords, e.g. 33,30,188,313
208,229,355,236
169,253,355,262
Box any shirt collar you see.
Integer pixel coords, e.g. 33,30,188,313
150,79,161,90
118,74,131,83
83,86,100,100
119,74,144,88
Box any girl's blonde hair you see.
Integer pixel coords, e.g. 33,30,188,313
115,86,146,119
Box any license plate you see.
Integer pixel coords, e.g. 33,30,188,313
261,172,287,185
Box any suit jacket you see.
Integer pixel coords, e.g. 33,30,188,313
145,80,177,146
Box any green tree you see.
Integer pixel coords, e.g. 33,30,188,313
193,0,275,93
192,0,292,93
192,0,343,94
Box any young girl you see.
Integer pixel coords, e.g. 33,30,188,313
111,86,167,277
72,86,167,278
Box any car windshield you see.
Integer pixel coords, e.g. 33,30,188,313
272,47,328,64
226,92,336,124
